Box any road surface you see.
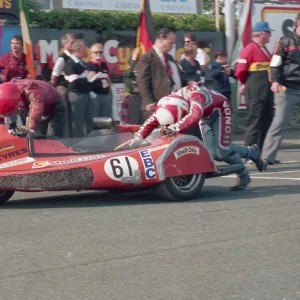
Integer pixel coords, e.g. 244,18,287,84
0,149,299,300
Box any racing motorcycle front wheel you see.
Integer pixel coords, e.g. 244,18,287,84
0,191,15,205
155,173,205,201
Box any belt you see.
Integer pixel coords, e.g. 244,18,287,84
248,62,269,72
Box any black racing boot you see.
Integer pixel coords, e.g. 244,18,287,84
248,144,264,172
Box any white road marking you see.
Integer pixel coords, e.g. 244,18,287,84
250,169,300,176
246,160,300,167
282,149,300,152
279,160,300,163
225,175,300,181
251,176,300,181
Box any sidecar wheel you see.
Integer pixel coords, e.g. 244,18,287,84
155,173,205,201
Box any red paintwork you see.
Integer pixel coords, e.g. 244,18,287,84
162,141,216,178
0,125,216,192
117,124,140,133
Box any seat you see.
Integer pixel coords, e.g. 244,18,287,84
93,117,116,131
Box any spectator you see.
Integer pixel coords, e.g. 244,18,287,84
179,43,201,85
64,39,91,137
262,13,300,168
136,28,183,121
181,33,207,71
0,79,67,138
87,42,112,126
235,22,274,156
51,33,75,136
51,33,75,96
0,35,28,129
0,35,28,82
123,47,142,124
209,50,236,102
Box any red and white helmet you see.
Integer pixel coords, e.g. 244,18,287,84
155,95,189,126
0,83,24,117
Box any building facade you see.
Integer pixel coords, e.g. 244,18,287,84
37,0,201,14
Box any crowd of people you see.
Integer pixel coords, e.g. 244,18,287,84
0,13,299,190
0,33,113,138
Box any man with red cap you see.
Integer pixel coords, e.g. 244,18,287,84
0,79,67,137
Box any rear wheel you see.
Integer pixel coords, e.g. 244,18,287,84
155,173,205,201
0,191,14,205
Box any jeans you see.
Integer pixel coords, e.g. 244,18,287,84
200,110,250,177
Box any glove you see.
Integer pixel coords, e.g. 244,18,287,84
128,134,144,147
160,124,179,137
168,124,180,132
10,126,34,138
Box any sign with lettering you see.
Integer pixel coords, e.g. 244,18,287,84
62,0,197,14
0,0,19,22
0,27,223,82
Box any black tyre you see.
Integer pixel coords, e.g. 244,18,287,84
155,173,205,201
0,191,14,205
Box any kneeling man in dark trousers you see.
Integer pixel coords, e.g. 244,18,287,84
0,79,67,137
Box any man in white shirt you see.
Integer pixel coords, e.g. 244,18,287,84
51,33,75,97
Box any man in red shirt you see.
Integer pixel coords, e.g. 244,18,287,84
235,22,274,156
0,35,28,82
0,80,67,137
0,35,29,130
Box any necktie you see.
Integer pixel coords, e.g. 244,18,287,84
163,54,173,77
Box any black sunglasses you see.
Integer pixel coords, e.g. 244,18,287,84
93,51,103,54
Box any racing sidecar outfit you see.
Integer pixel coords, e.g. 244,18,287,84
137,85,264,190
10,79,67,137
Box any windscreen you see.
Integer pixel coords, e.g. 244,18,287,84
31,132,151,155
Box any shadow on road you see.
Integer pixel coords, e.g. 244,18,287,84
1,182,300,209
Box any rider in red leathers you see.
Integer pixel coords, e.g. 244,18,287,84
0,79,67,137
129,84,264,190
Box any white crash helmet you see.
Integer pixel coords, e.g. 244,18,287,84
155,95,190,126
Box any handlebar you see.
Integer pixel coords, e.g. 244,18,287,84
160,126,178,138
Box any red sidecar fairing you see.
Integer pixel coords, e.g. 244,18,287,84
0,126,155,191
0,124,216,193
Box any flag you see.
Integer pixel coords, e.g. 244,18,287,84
136,0,155,55
19,0,35,79
230,0,253,65
230,0,254,110
241,0,253,48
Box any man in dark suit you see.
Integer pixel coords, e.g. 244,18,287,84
136,28,183,121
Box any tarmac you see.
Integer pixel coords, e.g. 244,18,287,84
1,148,300,300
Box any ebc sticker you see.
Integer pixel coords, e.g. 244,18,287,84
139,149,156,180
104,156,139,181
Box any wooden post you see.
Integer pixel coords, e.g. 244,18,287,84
215,0,220,32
